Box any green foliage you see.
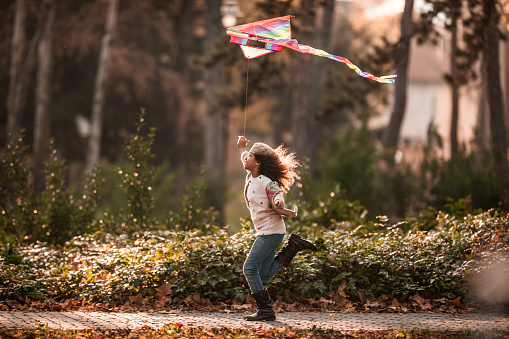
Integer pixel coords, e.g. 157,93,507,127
116,108,157,231
0,132,38,244
1,210,506,307
314,129,415,221
163,168,219,234
429,150,509,212
286,161,367,233
0,109,218,246
0,134,103,246
36,140,103,245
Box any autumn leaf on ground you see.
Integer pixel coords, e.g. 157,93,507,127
330,281,349,303
357,290,367,304
155,282,172,300
446,297,464,309
410,294,425,306
129,293,144,305
342,306,356,314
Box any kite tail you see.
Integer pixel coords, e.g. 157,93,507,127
301,45,397,84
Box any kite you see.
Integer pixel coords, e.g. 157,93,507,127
226,15,396,84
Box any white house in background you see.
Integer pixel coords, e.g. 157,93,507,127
401,39,479,159
370,36,481,162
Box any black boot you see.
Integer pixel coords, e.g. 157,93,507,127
274,233,317,267
245,289,276,321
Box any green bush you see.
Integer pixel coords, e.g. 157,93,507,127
430,151,509,212
163,168,219,233
286,162,367,232
0,132,38,244
0,135,102,246
314,129,416,221
0,110,217,245
37,140,103,245
1,210,506,306
115,108,157,231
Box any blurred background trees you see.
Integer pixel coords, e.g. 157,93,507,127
1,0,508,234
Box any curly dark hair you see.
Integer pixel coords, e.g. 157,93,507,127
254,145,300,192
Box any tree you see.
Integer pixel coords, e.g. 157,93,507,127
418,0,472,157
382,0,414,150
449,3,460,157
203,0,227,222
85,0,119,175
33,0,55,194
289,0,334,162
7,0,27,143
482,0,508,173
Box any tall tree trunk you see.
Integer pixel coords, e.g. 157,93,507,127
476,72,490,162
174,0,196,150
483,0,508,174
504,34,509,146
85,0,119,175
291,0,334,161
450,20,459,157
33,0,55,194
382,0,414,150
7,0,27,142
203,0,226,224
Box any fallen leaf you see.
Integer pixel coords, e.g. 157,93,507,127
342,306,356,314
366,300,380,307
446,297,464,309
357,290,367,303
129,294,144,305
409,294,425,306
155,282,172,300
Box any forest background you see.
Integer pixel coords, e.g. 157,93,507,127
1,0,509,240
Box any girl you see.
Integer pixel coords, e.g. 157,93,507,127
237,136,317,322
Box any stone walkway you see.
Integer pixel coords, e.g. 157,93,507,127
0,311,508,332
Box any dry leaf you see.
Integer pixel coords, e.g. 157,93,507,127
409,294,425,306
421,302,433,310
447,297,464,309
129,293,144,305
155,282,172,300
342,306,356,314
357,290,367,304
319,297,334,304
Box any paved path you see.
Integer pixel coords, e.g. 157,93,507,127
0,311,508,332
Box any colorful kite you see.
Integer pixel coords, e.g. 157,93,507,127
226,15,396,84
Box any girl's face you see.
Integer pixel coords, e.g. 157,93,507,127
244,152,260,172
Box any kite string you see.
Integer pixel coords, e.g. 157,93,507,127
243,58,249,137
243,22,257,137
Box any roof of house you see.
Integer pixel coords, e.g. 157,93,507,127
408,40,450,83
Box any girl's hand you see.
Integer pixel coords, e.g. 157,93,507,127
274,200,285,209
237,136,248,152
274,204,298,218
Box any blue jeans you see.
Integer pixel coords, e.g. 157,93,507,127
243,234,285,294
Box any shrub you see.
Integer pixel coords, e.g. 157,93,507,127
0,135,103,246
163,168,219,233
37,140,103,245
429,151,509,212
0,132,38,244
1,210,506,306
286,162,367,233
314,130,416,222
115,108,157,232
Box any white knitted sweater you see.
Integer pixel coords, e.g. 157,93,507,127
241,151,286,236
